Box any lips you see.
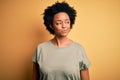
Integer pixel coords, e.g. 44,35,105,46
61,30,68,33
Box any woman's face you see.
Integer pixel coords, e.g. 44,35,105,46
51,12,71,37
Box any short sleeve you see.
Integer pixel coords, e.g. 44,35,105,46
32,48,37,63
78,46,91,70
32,44,42,64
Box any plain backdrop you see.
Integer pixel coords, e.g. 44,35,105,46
0,0,120,80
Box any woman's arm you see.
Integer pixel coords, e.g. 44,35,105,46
32,62,39,80
80,69,90,80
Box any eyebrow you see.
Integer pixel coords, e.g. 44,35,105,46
55,19,70,22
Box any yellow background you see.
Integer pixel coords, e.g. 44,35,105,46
0,0,120,80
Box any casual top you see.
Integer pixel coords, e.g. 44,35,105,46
32,41,91,80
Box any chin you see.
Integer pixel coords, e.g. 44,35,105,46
60,33,68,37
56,32,70,37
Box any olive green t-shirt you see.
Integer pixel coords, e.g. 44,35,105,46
32,41,91,80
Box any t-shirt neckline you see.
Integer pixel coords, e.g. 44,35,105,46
48,40,75,49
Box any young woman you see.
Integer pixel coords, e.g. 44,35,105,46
32,1,91,80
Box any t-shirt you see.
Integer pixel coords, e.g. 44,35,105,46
32,41,91,80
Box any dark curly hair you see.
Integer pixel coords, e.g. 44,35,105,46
43,1,77,35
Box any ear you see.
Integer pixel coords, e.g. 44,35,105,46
50,25,54,30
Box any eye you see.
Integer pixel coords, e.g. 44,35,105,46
55,21,62,25
65,21,70,24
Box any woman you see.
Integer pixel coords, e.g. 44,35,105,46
32,1,91,80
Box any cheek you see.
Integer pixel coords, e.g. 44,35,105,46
54,25,61,30
53,27,61,32
67,24,71,29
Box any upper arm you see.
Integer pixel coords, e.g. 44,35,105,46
33,62,40,80
80,69,90,80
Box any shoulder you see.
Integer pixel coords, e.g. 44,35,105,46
37,41,50,50
73,42,84,49
35,41,50,56
72,42,86,54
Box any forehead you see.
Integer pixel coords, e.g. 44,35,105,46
53,12,70,21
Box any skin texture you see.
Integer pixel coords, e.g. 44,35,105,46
52,12,71,38
80,69,90,80
33,12,90,80
33,63,39,80
50,12,72,47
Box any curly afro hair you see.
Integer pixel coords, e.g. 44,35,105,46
43,1,77,35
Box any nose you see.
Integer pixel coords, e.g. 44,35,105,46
62,22,66,28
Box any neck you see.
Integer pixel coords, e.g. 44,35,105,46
51,36,72,47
